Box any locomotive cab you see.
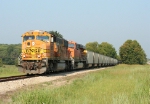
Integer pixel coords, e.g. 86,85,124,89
21,31,51,60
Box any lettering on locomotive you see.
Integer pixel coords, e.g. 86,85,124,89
25,48,40,54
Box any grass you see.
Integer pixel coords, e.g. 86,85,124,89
3,64,150,104
0,65,23,77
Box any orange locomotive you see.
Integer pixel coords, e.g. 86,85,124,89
18,30,86,74
68,40,87,69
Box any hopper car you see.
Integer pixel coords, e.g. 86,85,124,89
18,30,118,74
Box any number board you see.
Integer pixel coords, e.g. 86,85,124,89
26,48,40,54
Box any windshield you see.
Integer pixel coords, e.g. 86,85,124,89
36,36,49,42
23,36,35,41
68,43,74,48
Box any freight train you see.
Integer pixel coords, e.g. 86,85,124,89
18,30,118,74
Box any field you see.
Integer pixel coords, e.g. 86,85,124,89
0,65,23,77
0,64,150,104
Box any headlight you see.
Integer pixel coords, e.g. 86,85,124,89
23,55,26,58
37,55,41,58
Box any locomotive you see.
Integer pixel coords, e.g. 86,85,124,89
18,30,118,74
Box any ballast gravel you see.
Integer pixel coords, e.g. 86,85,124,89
0,68,106,94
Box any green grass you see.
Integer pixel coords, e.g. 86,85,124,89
7,65,150,104
0,65,23,77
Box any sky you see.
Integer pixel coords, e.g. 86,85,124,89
0,0,150,58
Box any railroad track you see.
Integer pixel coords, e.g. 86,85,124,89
0,75,39,82
0,66,108,83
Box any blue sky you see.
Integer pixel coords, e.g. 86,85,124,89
0,0,150,58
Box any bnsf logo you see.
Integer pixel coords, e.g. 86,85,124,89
26,48,40,54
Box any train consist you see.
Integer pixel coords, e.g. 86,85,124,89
18,30,118,74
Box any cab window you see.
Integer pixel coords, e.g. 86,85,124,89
68,43,74,48
36,36,49,42
23,36,35,41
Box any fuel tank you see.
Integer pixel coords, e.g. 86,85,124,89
55,63,66,71
76,63,84,69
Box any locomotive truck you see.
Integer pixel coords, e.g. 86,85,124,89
18,30,118,74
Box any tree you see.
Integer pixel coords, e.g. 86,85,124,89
98,42,117,58
85,41,117,59
48,31,63,38
0,58,3,67
85,41,99,53
119,40,147,64
7,45,14,55
116,55,121,61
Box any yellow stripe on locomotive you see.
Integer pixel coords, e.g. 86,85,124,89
23,49,50,54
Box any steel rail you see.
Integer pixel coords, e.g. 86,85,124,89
0,75,39,82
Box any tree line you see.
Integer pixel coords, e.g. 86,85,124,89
86,42,118,59
0,31,147,66
0,44,21,66
86,40,147,65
